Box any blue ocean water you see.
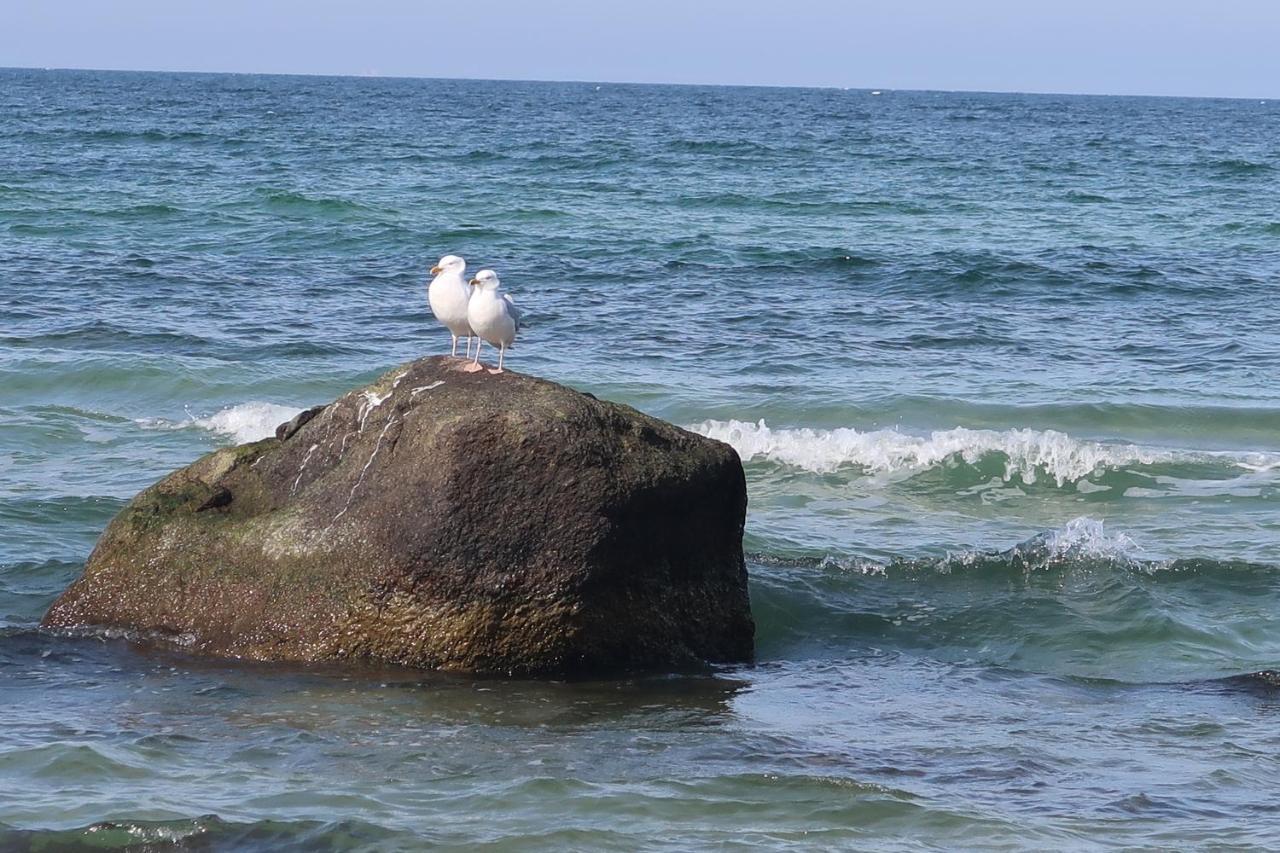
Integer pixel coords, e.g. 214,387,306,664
2,68,1279,849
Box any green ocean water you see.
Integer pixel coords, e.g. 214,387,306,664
2,68,1280,849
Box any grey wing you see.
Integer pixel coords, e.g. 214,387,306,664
504,294,522,332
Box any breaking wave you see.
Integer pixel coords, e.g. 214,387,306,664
139,402,303,445
802,517,1148,576
691,419,1280,487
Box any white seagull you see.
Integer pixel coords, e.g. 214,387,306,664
427,254,474,358
465,269,521,374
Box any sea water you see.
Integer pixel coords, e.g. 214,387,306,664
2,69,1279,849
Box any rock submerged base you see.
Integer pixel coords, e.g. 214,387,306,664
42,357,755,676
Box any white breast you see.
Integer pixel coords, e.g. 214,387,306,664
468,290,518,347
428,272,473,336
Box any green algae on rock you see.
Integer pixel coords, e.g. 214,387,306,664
42,357,755,675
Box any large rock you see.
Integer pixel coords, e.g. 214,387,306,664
43,357,754,675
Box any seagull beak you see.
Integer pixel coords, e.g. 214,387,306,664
430,265,443,275
468,278,479,286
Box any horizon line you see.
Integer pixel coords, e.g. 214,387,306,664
4,64,1276,103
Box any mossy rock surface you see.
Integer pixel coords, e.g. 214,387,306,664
43,357,754,675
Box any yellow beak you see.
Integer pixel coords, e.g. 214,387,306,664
430,265,443,275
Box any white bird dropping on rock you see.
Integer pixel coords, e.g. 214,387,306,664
427,254,475,358
466,269,521,374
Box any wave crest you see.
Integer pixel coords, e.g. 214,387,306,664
196,402,302,443
140,402,303,445
765,517,1147,577
691,419,1276,487
953,516,1142,570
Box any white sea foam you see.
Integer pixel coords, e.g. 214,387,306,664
689,419,1275,487
195,402,304,443
815,516,1146,576
947,516,1143,569
139,402,305,444
1036,516,1141,562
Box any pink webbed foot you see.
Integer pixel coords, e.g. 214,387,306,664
487,368,505,375
462,362,485,373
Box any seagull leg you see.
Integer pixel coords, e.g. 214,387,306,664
450,334,459,357
488,344,506,375
463,338,485,372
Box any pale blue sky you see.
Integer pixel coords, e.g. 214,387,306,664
2,1,1277,98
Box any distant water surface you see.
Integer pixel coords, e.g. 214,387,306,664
2,69,1279,850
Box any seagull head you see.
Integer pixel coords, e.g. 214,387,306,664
469,269,501,291
430,254,465,276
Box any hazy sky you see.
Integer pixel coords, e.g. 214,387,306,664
3,1,1278,98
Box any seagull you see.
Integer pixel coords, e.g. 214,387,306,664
465,269,521,374
427,254,474,358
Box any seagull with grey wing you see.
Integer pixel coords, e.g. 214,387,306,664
465,269,521,374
